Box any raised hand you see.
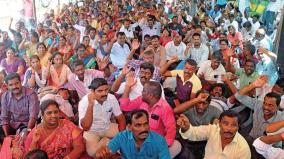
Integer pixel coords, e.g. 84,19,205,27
121,64,131,76
168,55,179,64
131,39,140,50
95,147,112,159
32,127,41,144
177,114,190,132
252,75,268,88
88,91,96,105
97,56,110,70
125,71,137,88
197,92,209,102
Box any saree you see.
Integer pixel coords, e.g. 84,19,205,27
24,120,88,159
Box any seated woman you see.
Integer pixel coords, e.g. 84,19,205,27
47,52,71,88
36,42,52,67
57,36,74,63
24,99,86,159
23,55,48,92
0,47,26,79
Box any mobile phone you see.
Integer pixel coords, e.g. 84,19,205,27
214,75,218,79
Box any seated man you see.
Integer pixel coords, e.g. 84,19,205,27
112,62,164,100
253,120,284,159
1,73,39,138
128,49,161,81
235,76,284,141
161,58,202,101
174,90,221,159
96,109,171,159
197,51,226,85
119,80,181,158
79,78,126,157
68,60,104,99
227,58,259,89
177,110,251,159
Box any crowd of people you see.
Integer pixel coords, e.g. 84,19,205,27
0,0,283,158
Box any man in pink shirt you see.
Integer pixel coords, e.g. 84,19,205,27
227,25,243,52
119,73,181,158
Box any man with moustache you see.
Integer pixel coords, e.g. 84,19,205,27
0,73,39,138
120,80,181,158
227,58,259,89
235,75,284,158
112,62,164,100
78,78,126,158
95,109,171,159
174,90,222,159
161,58,202,101
177,110,251,159
184,33,209,67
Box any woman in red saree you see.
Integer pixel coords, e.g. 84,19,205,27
24,99,87,159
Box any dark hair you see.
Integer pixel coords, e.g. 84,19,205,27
219,110,240,125
76,43,86,51
185,58,197,67
117,31,126,37
243,21,252,28
89,78,108,90
144,34,151,39
244,58,256,67
5,72,20,84
129,109,149,124
219,39,229,45
144,81,162,99
192,33,201,38
24,149,48,159
140,62,155,74
228,25,235,30
40,99,59,113
245,44,256,56
30,55,40,61
275,78,284,91
71,59,85,70
30,31,39,42
211,50,223,61
196,90,211,103
151,35,160,40
265,92,281,106
36,42,47,50
210,83,225,96
50,52,62,62
252,14,260,20
7,47,16,53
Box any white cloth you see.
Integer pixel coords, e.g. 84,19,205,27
253,138,284,159
197,60,226,82
78,93,122,132
41,94,74,117
110,42,130,68
116,78,165,100
165,41,186,60
187,44,209,67
119,25,135,39
266,0,284,12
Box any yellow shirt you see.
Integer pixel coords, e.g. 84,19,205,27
180,124,251,159
170,70,202,93
38,52,52,67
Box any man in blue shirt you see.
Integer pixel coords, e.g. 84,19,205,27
95,109,171,159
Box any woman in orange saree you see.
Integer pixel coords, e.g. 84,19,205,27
24,100,88,159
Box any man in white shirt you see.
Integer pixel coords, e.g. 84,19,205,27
79,78,126,157
119,19,135,40
253,132,284,159
110,32,131,68
253,28,272,51
184,33,209,67
165,33,186,60
224,14,239,31
197,51,226,83
139,17,161,40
